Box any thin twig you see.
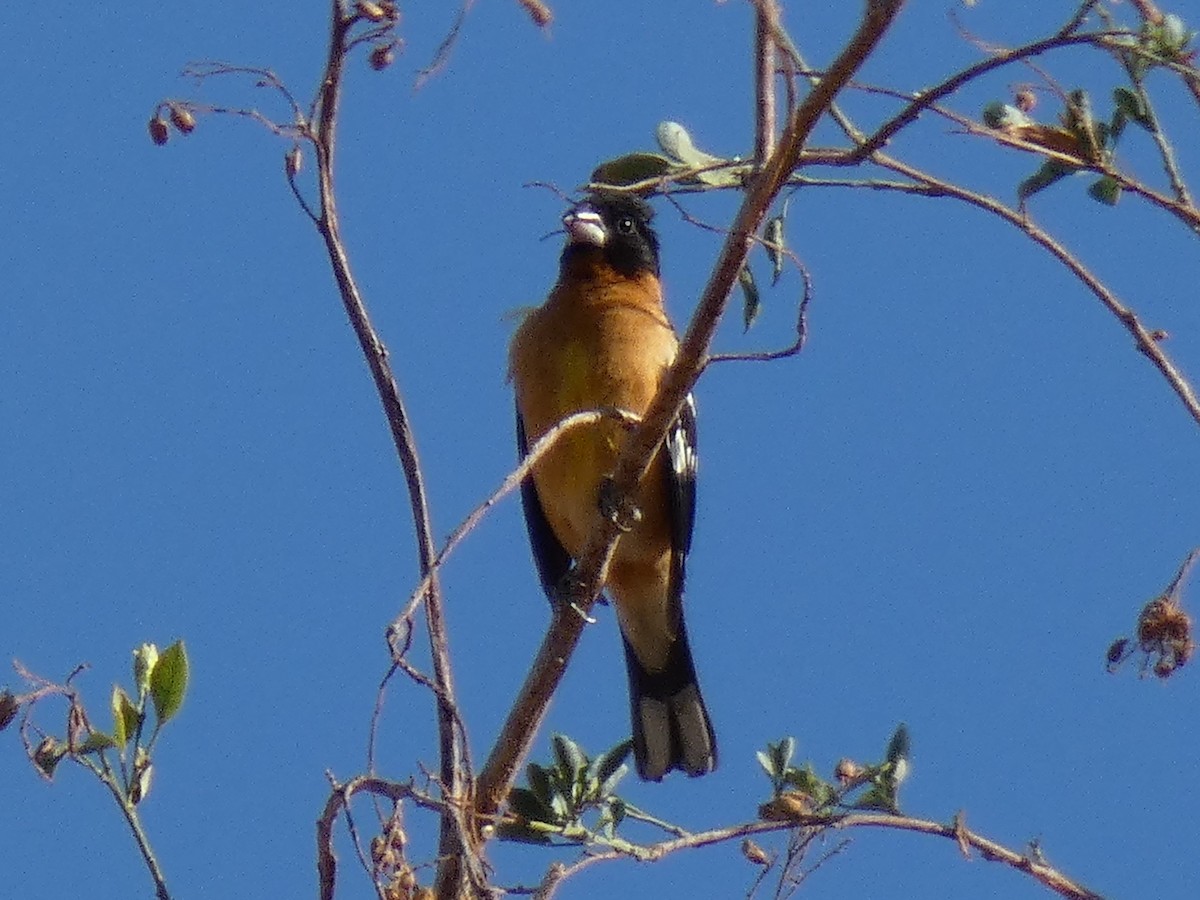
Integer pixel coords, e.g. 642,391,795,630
785,26,1200,428
849,86,1200,234
754,0,779,165
398,407,641,623
303,3,477,896
526,809,1100,900
871,151,1200,427
849,30,1126,161
708,259,812,364
182,62,306,125
318,774,448,900
102,777,173,900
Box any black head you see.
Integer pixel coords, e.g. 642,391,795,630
560,191,660,279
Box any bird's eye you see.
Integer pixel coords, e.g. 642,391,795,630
617,216,635,234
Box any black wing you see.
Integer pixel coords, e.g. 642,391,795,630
516,407,573,599
664,393,699,609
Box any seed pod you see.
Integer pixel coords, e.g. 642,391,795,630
370,43,395,71
130,747,153,804
835,757,865,785
285,146,303,177
357,1,387,21
519,0,553,27
169,105,196,135
741,838,770,866
148,117,170,146
0,690,18,732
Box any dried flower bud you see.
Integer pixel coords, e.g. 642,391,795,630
285,146,303,177
741,838,771,866
357,1,387,21
1150,329,1169,342
379,0,399,20
1105,637,1129,669
1014,88,1037,113
387,822,407,850
130,747,153,804
169,105,196,135
0,690,19,731
835,757,865,785
758,789,813,822
519,0,553,27
133,643,159,697
33,737,66,779
148,117,170,146
370,43,396,72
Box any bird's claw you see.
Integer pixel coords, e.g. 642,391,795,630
553,571,602,623
599,476,642,532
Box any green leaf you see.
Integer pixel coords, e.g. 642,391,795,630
739,264,760,332
526,762,555,810
981,101,1033,130
598,763,629,800
150,640,189,725
773,737,796,774
885,723,910,766
1161,14,1192,54
655,121,741,186
78,731,117,753
608,796,627,829
494,820,553,844
853,785,898,813
765,215,786,286
507,786,552,824
656,121,722,167
783,763,833,808
1113,87,1155,132
590,153,677,189
1088,176,1121,206
591,740,632,795
756,749,777,779
551,733,587,786
1017,159,1076,201
111,684,139,746
33,737,66,779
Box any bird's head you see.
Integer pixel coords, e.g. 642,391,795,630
560,191,660,279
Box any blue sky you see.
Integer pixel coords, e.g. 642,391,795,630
3,2,1199,898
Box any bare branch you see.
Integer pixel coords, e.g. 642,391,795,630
519,808,1101,900
753,0,780,164
303,3,477,894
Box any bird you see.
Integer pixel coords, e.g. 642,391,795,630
508,191,717,781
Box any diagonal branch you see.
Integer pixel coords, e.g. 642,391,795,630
474,0,908,823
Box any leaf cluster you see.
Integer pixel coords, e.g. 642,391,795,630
499,734,633,844
757,724,911,819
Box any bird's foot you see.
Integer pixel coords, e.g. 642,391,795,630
553,570,603,623
599,476,642,532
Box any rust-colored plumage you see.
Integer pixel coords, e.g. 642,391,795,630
509,192,716,780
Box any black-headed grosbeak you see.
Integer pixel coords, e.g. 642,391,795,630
508,192,716,780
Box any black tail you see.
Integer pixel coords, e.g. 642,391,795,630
623,631,717,781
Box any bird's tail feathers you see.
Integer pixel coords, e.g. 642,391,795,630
623,633,717,781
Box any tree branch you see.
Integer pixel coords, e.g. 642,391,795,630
527,810,1102,900
474,0,907,823
305,3,475,896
